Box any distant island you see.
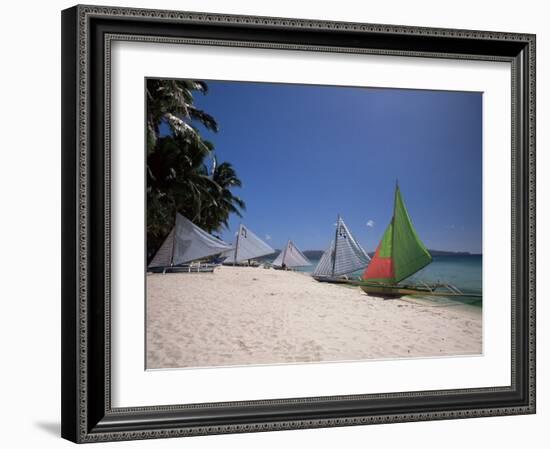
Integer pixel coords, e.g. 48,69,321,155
427,250,481,256
257,249,480,262
256,250,323,262
303,250,325,260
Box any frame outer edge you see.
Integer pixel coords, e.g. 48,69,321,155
67,5,536,442
527,34,536,414
61,5,80,444
77,3,534,41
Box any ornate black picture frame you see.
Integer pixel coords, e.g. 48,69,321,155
61,4,536,443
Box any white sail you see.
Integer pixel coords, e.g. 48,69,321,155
148,228,175,268
148,213,233,268
313,217,370,277
272,240,311,267
224,224,275,263
312,240,335,277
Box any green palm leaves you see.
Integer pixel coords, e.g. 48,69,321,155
146,79,245,260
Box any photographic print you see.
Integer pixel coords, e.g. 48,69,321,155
145,79,483,370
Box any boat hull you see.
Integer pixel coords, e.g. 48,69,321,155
357,282,482,298
312,275,353,284
148,263,219,274
359,284,430,297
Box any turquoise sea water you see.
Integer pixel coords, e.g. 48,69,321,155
291,255,483,306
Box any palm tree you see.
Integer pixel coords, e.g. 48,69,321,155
201,159,246,233
146,79,219,155
146,79,246,260
147,135,214,257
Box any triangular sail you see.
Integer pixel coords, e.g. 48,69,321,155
363,185,431,283
224,224,275,263
272,240,311,267
333,218,371,275
312,240,335,277
148,213,232,268
148,228,175,268
313,217,370,277
392,187,432,282
362,222,394,282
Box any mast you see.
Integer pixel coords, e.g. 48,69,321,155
391,180,398,266
332,214,340,277
233,224,242,266
170,221,176,266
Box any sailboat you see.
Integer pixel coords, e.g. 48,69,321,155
148,213,233,273
313,215,371,283
271,240,312,269
357,183,475,297
358,183,432,296
222,224,275,265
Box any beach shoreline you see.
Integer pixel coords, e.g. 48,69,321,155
146,266,482,370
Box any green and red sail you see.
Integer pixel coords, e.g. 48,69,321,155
363,185,432,284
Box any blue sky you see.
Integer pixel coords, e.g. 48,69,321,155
172,80,482,254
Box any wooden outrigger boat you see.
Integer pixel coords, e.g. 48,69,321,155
352,280,481,298
356,183,479,298
222,224,275,266
271,240,312,270
148,261,220,274
147,213,233,274
312,215,371,283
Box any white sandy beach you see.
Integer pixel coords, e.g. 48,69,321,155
146,266,482,369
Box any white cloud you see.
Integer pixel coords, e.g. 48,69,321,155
265,234,272,241
366,220,375,228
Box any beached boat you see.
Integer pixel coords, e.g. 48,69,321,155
148,213,233,273
222,224,275,266
354,183,480,298
313,216,371,283
271,240,312,269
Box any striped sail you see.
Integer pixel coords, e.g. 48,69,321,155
148,213,233,268
312,240,335,277
272,240,311,267
313,217,371,277
224,224,275,263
